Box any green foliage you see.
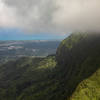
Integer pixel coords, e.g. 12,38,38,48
56,33,100,100
61,32,87,49
69,55,100,100
70,69,100,100
0,56,57,100
0,33,100,100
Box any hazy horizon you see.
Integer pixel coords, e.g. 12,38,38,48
0,28,69,40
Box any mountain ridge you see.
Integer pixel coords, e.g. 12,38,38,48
56,33,100,100
0,33,100,100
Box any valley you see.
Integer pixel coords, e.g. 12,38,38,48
0,40,60,63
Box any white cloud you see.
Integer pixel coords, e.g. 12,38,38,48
0,0,100,34
0,0,17,27
53,0,100,32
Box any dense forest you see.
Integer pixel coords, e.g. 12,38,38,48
0,33,100,100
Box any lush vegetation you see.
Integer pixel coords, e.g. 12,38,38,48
56,33,100,100
0,33,100,100
0,56,57,100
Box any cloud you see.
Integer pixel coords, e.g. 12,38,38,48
0,0,100,34
0,0,17,27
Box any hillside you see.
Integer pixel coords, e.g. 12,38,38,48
0,56,57,100
0,33,100,100
56,33,100,100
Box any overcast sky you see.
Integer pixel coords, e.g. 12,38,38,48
0,0,100,39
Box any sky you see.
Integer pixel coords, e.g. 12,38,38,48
0,28,69,40
0,0,100,40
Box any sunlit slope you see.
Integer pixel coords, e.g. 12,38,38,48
70,67,100,100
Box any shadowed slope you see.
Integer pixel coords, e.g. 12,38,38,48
56,33,100,99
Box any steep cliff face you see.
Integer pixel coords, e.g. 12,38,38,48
56,33,100,100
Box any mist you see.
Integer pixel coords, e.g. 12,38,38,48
0,0,100,34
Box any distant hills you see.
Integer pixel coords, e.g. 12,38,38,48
0,33,100,100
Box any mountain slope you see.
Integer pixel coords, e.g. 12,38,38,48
70,67,100,100
56,33,100,100
0,56,57,100
0,33,100,100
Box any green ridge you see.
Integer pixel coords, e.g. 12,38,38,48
0,33,100,100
